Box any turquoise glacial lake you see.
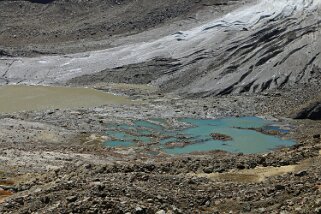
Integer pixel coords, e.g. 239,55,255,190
104,117,295,155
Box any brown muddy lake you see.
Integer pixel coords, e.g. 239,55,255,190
0,85,132,113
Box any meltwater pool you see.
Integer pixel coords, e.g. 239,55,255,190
105,117,295,155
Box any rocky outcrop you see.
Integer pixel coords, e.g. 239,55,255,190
211,133,233,141
293,102,321,120
0,50,11,57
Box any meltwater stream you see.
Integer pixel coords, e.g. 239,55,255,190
105,117,295,155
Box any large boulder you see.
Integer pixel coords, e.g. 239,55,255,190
293,102,321,120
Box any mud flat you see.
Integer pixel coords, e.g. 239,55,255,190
0,85,132,113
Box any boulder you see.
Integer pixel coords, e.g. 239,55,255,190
293,102,321,120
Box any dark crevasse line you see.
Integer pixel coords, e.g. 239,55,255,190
278,72,292,88
255,49,284,67
295,52,321,83
27,0,55,3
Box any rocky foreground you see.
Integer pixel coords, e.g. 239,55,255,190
1,146,321,214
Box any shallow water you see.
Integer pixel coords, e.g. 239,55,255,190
0,85,132,113
105,117,295,155
106,141,134,147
